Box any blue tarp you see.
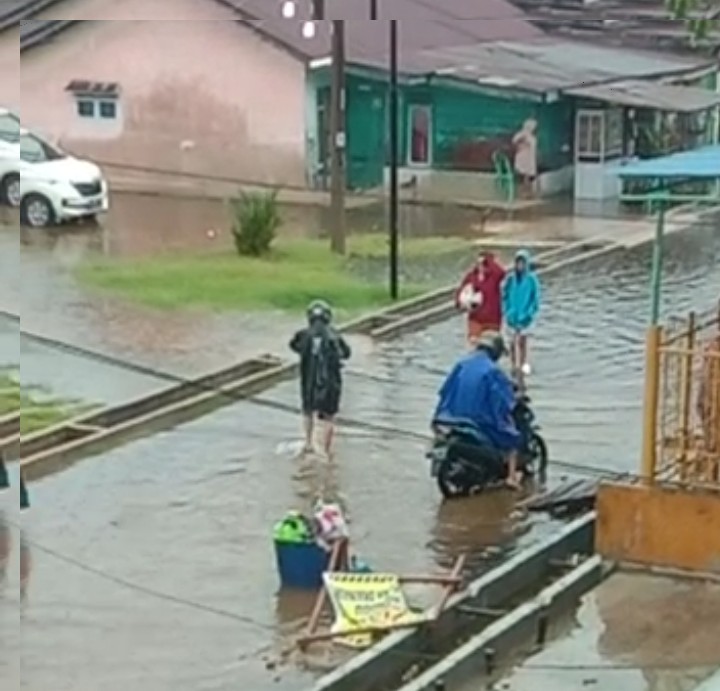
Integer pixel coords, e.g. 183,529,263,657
617,145,720,180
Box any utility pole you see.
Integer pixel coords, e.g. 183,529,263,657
329,20,347,255
389,20,399,300
370,0,378,19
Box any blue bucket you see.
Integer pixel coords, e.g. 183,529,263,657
274,541,330,590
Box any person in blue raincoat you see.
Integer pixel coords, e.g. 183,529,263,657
502,249,541,376
433,332,522,489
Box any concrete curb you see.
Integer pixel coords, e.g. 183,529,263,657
396,555,609,691
309,513,596,691
20,357,297,481
0,413,19,440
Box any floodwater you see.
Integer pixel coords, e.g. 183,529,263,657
3,203,719,691
479,572,720,691
15,190,510,384
80,190,507,259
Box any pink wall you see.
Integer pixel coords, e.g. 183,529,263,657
0,27,20,111
18,0,308,186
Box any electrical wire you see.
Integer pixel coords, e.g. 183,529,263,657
4,517,278,635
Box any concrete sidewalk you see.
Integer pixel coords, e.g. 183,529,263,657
485,571,720,691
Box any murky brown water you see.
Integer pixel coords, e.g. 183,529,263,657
31,191,516,260
481,573,720,691
2,200,718,690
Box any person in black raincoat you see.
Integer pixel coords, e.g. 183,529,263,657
290,300,351,457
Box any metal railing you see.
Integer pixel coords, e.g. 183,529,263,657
652,306,720,489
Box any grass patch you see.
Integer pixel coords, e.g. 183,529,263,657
347,234,471,259
76,236,468,313
0,373,20,416
0,372,94,436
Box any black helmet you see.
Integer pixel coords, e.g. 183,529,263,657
475,330,507,362
307,299,333,325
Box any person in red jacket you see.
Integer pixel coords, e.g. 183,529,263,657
455,250,507,346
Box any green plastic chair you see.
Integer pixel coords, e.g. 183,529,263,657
492,151,516,204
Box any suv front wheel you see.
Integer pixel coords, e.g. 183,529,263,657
20,193,55,228
0,174,19,207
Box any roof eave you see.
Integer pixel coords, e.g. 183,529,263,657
0,0,66,33
20,19,78,52
211,0,312,64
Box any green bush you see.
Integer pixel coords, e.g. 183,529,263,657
229,190,282,257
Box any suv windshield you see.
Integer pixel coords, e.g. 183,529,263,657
20,132,66,163
0,112,19,144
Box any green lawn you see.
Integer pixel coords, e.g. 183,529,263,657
0,373,20,417
76,236,470,313
0,372,94,436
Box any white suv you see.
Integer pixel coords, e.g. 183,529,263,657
0,108,110,227
0,108,20,208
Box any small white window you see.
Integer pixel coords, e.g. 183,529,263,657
98,101,117,119
74,97,118,120
77,99,96,118
66,80,121,122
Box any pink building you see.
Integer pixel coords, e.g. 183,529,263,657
5,0,539,190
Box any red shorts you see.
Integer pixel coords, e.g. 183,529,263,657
467,320,501,343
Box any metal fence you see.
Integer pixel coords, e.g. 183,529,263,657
655,306,720,489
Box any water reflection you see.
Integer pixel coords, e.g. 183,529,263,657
8,204,720,690
429,494,520,572
17,192,521,260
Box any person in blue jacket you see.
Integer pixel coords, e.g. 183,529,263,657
502,249,541,376
432,331,522,489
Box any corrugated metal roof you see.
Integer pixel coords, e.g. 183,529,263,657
695,669,720,691
617,146,720,180
566,80,720,112
417,40,710,93
0,0,64,29
20,19,76,50
11,0,543,63
216,0,543,70
513,0,720,53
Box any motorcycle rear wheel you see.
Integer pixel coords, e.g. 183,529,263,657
437,459,488,499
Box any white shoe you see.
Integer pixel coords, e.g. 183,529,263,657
521,362,532,376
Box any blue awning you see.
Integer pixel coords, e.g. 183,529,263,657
617,146,720,180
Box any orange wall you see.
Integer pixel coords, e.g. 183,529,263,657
597,482,720,575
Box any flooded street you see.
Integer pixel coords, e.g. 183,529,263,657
5,197,719,691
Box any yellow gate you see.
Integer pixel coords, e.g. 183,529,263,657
647,305,720,488
598,303,720,574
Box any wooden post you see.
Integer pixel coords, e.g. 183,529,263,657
641,325,662,483
679,312,696,481
431,555,466,622
299,541,343,650
329,20,346,255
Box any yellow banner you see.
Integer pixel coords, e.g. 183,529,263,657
323,572,425,648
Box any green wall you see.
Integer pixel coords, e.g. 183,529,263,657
310,67,574,190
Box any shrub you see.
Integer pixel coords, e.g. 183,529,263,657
229,190,282,257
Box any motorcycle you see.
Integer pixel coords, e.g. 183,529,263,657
428,393,548,499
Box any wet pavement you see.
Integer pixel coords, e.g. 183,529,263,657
3,199,719,690
482,572,720,691
14,191,504,384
